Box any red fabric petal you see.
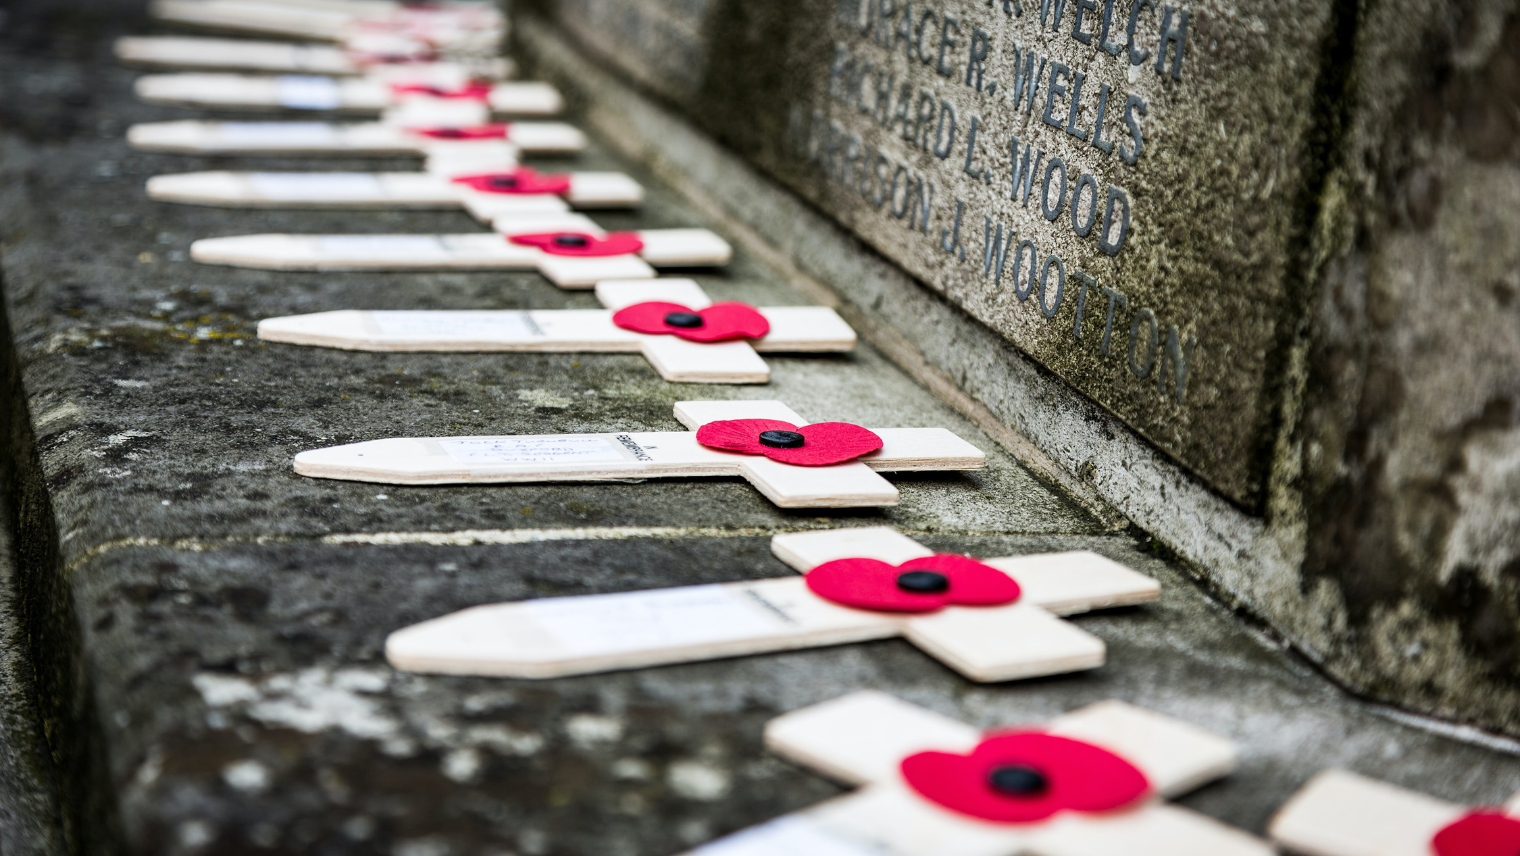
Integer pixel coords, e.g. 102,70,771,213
805,558,950,613
902,732,1150,823
694,419,797,456
805,555,1019,613
390,82,494,100
612,302,689,336
681,303,770,342
899,555,1022,606
408,123,510,140
1433,812,1520,856
762,422,882,466
507,231,645,258
451,168,572,196
611,302,770,343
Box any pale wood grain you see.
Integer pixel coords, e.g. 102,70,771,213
145,168,642,211
134,73,561,116
189,227,727,282
1269,769,1471,856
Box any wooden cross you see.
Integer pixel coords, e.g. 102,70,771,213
144,161,643,215
1271,769,1520,856
150,0,504,50
677,691,1271,856
292,399,986,508
114,34,514,79
126,117,586,157
384,526,1159,681
133,72,563,116
256,278,853,384
189,212,733,288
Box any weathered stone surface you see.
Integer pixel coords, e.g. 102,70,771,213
9,3,1520,854
518,0,1520,738
529,0,1340,506
1290,0,1520,736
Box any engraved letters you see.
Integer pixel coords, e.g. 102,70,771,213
799,0,1196,405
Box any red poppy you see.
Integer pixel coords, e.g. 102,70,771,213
507,231,644,258
407,123,509,140
902,732,1150,823
390,82,494,100
695,419,882,467
452,168,572,196
1433,812,1520,856
611,302,770,343
805,554,1019,613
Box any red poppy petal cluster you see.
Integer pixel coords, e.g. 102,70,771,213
507,231,645,258
902,732,1150,823
805,554,1020,613
611,302,770,343
451,168,572,196
1433,812,1520,856
694,419,883,467
390,82,494,100
408,123,510,140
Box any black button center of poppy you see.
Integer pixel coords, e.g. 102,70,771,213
895,570,949,593
987,765,1047,797
488,175,519,188
664,311,704,328
758,430,806,449
553,233,589,248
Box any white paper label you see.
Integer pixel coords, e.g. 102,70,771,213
275,75,343,110
315,235,449,258
522,585,786,659
438,436,627,466
248,173,385,200
371,311,537,340
215,122,339,146
689,816,886,856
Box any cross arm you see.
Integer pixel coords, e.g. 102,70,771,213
485,82,565,116
1046,700,1236,798
293,431,742,485
421,142,523,174
190,233,547,271
489,122,588,154
1269,769,1467,856
982,552,1160,616
1031,802,1274,856
771,527,934,569
256,309,645,352
135,73,378,112
384,578,895,679
126,120,376,155
764,690,981,787
903,603,1105,682
146,171,461,207
151,0,353,39
113,35,355,74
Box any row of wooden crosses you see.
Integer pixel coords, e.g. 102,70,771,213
116,2,1517,853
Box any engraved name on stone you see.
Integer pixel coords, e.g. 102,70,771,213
787,0,1192,402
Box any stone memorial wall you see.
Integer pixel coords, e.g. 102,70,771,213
528,0,1340,507
519,0,1520,736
